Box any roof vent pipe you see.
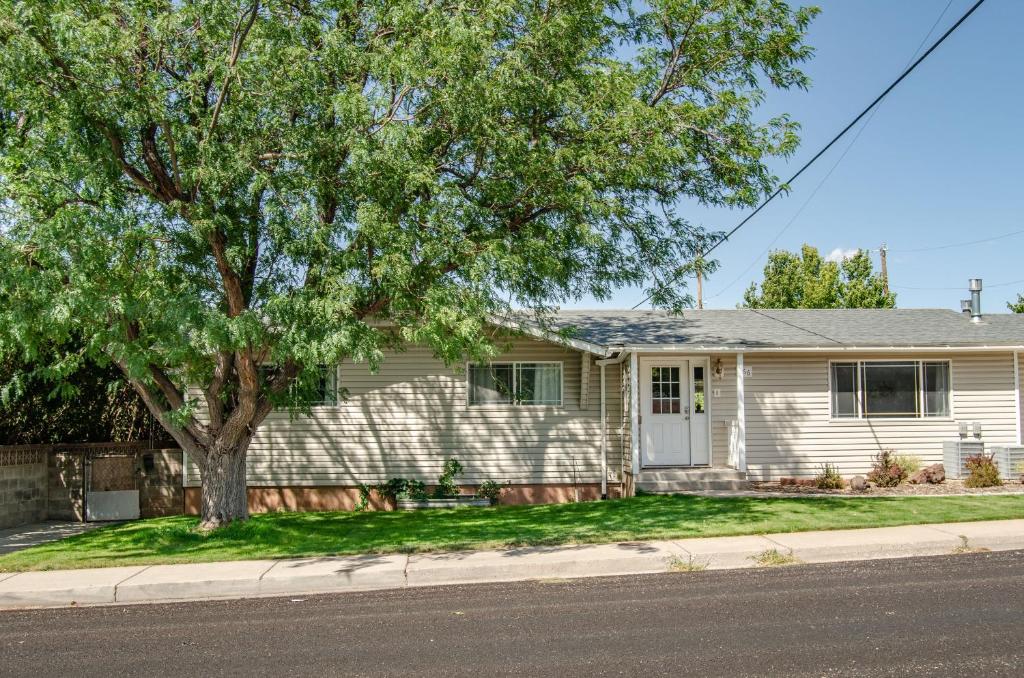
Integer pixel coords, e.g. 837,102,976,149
968,278,983,323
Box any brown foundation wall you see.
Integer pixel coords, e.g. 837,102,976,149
184,483,613,515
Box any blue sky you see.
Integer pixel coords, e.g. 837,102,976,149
571,0,1024,312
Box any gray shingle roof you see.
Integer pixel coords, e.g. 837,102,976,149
550,309,1024,349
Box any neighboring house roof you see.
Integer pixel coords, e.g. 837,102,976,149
548,309,1024,350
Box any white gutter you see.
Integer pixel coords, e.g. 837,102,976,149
611,344,1024,354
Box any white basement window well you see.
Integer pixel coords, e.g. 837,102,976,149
830,360,950,420
468,362,563,406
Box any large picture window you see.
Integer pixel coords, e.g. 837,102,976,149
830,360,950,419
468,362,562,406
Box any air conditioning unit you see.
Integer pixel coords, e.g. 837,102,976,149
942,439,984,480
988,445,1024,481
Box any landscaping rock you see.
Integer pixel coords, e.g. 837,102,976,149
849,475,867,492
909,463,945,485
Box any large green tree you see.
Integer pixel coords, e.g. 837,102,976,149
0,0,816,527
743,244,895,309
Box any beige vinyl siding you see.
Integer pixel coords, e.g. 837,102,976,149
1018,351,1023,445
744,352,1019,480
187,337,621,487
709,355,737,468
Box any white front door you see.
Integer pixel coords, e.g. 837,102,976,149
641,360,692,466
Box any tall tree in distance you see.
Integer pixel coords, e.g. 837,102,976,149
743,244,895,309
1007,296,1024,313
0,0,817,528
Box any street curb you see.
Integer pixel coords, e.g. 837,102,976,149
1,519,1022,610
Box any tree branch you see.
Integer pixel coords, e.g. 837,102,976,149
208,1,260,136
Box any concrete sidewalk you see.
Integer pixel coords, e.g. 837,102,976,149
2,519,1022,610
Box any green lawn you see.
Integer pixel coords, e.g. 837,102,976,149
3,493,1023,572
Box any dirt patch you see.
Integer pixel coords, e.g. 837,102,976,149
750,480,1024,496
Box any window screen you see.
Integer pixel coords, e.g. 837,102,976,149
830,362,858,418
468,363,561,406
923,361,950,417
469,364,514,405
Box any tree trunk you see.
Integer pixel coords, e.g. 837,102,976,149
199,444,250,530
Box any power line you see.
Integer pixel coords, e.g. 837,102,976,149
704,0,956,302
887,227,1024,254
893,278,1024,292
632,0,988,310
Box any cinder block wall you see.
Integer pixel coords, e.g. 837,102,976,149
48,453,85,521
139,449,183,518
0,448,49,529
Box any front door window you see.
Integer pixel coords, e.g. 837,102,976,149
651,366,681,414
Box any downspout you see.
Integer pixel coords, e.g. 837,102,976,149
600,363,607,499
595,350,629,500
1015,351,1021,445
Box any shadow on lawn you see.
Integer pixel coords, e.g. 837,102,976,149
2,493,1021,571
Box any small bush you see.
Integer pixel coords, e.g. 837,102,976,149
375,478,410,504
434,457,464,498
398,479,428,501
964,454,1002,488
354,483,373,512
867,449,907,487
814,463,845,490
893,454,922,477
475,479,510,504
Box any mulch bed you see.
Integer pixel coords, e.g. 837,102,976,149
750,480,1024,496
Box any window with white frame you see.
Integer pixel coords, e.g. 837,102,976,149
258,365,338,406
830,360,950,419
312,366,339,406
468,362,562,406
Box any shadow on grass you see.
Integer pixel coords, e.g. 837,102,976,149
2,494,1022,571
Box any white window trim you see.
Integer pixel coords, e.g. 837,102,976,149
310,364,342,408
466,360,564,407
828,359,953,421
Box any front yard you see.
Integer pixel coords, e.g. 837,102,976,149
2,493,1023,572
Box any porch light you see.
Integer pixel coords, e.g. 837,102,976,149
713,358,725,380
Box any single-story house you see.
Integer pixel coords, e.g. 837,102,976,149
184,304,1024,512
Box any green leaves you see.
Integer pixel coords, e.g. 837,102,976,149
1,0,816,444
743,244,896,309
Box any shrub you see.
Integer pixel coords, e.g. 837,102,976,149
867,449,907,487
354,483,373,512
964,454,1002,488
814,463,845,490
375,478,410,504
434,457,465,498
475,479,510,504
398,479,428,501
893,454,922,477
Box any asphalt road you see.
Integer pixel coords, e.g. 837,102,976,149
2,551,1023,677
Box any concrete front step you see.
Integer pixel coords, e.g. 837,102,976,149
636,468,749,493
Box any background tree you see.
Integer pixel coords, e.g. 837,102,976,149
1007,296,1024,313
743,244,895,309
0,0,816,527
0,345,160,445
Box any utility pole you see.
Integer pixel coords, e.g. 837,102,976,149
879,243,889,295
